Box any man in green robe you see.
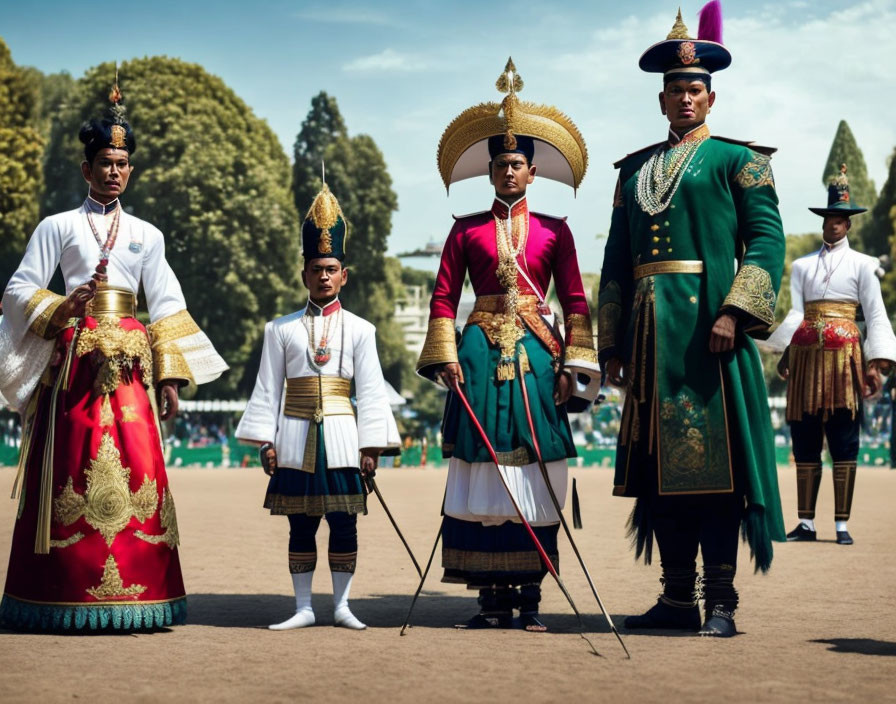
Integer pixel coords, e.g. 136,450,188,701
598,3,786,637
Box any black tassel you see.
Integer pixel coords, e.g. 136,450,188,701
572,477,583,529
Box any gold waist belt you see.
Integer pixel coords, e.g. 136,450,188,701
471,294,544,315
633,260,704,280
284,377,353,419
86,286,137,318
804,300,858,321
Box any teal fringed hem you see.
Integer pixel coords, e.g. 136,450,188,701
742,504,774,574
0,594,187,632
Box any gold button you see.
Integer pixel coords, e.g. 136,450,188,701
651,249,659,255
653,236,660,242
667,247,673,253
664,221,670,226
650,224,660,231
689,296,697,303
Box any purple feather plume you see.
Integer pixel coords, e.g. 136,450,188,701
697,0,723,43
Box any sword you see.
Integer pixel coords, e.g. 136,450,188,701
517,359,631,659
364,472,423,579
448,378,599,656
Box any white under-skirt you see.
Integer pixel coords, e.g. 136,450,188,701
443,457,568,527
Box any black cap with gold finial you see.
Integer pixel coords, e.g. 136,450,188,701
79,63,136,162
302,167,348,262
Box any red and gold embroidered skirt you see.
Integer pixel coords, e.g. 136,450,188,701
786,300,864,422
0,315,186,630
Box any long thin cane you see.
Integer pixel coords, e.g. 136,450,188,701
399,525,442,635
517,363,631,659
366,475,423,578
449,379,599,656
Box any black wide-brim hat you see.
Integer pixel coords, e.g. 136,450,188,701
639,39,731,74
808,202,867,217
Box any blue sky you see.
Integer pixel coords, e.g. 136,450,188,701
3,0,895,272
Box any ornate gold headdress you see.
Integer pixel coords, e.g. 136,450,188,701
436,58,588,192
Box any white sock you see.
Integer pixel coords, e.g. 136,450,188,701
269,572,315,630
800,518,816,532
835,520,848,532
332,571,366,630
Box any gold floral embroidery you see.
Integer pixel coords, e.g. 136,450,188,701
86,555,147,600
722,264,776,327
735,154,775,190
565,314,594,349
49,532,84,549
53,433,159,546
100,394,114,427
120,405,139,423
134,488,180,549
660,393,706,473
76,317,153,393
565,345,598,363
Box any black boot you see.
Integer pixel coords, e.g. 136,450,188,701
625,567,700,631
699,564,738,638
465,587,514,629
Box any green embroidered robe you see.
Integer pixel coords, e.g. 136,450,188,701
598,125,786,569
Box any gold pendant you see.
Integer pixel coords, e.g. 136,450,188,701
313,408,324,424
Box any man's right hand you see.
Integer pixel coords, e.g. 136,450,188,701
605,357,625,387
437,362,464,388
777,347,790,380
58,281,97,321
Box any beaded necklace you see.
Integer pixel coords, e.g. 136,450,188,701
635,131,708,216
85,203,121,283
494,204,528,380
302,304,345,424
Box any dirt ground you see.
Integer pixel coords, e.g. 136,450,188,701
1,463,895,703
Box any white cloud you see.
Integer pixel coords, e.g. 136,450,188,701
342,48,430,73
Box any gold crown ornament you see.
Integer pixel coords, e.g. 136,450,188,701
436,58,588,193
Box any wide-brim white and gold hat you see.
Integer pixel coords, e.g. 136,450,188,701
437,58,588,193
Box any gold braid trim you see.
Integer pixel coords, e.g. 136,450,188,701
147,310,201,385
722,264,776,328
284,377,354,419
26,289,67,339
735,153,775,190
566,345,598,364
264,492,366,516
417,317,459,377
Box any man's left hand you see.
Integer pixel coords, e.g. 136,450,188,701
709,313,738,354
554,370,572,405
361,450,380,480
865,360,885,399
158,381,180,421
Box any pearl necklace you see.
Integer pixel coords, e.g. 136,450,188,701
635,132,708,216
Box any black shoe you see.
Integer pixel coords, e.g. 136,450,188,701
624,598,700,631
461,611,513,629
836,530,854,545
786,523,817,541
699,606,737,638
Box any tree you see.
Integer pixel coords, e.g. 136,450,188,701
292,92,347,217
872,148,896,312
291,95,406,388
41,57,301,396
0,38,44,290
822,120,879,253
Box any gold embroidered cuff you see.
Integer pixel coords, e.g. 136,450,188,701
147,310,201,385
153,343,194,386
26,289,67,339
565,313,594,350
147,309,201,345
597,280,623,354
722,264,776,328
416,317,458,379
565,345,598,364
